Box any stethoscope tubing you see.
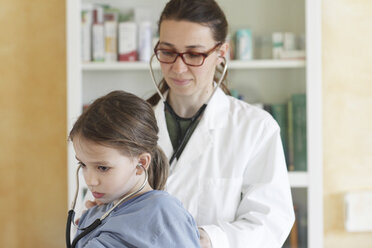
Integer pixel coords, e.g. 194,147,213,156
66,164,148,248
166,102,207,165
149,53,228,165
149,54,228,105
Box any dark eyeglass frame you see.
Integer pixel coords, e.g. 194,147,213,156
154,42,222,67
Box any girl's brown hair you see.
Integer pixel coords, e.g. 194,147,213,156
69,91,168,190
147,0,230,106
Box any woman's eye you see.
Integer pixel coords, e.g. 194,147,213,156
98,166,110,172
160,50,175,57
186,53,202,59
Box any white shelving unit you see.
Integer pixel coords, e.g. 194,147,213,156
67,0,322,247
82,60,306,71
289,172,309,188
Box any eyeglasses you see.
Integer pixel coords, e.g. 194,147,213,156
154,42,222,67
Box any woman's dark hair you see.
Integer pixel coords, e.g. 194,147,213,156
69,91,168,190
147,0,230,106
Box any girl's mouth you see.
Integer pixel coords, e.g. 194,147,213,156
92,192,105,199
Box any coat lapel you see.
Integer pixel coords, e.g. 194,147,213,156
173,112,212,172
154,88,230,172
154,99,174,159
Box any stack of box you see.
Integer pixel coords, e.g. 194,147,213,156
81,4,156,63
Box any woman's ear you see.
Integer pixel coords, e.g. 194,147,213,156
216,42,229,65
136,153,151,175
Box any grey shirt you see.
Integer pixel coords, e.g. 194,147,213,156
75,190,200,248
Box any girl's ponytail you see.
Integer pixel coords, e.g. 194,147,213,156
148,146,169,190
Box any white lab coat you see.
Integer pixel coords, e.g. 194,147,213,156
154,88,295,248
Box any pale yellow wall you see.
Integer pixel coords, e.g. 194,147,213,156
1,0,372,247
0,0,66,247
323,0,372,247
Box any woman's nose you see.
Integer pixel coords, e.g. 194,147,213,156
171,56,188,73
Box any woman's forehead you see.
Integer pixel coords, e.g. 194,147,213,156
159,20,215,48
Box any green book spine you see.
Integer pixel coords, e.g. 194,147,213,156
271,104,289,166
287,100,295,171
292,94,307,171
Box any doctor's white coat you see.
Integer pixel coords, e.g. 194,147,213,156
154,88,295,248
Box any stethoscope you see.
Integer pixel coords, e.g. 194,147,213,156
66,164,148,248
149,54,228,165
65,54,228,248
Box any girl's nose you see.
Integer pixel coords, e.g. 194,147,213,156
84,170,99,187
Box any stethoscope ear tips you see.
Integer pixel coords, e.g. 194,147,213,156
136,163,146,173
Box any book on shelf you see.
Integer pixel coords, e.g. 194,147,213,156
287,99,295,171
92,5,105,62
270,103,289,166
291,94,307,171
289,205,299,248
297,202,308,247
282,203,308,248
285,94,307,171
81,7,93,62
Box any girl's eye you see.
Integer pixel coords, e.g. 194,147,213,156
98,166,110,172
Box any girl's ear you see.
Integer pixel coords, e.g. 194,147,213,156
136,153,151,175
216,42,229,65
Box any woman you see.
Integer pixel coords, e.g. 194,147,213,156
148,0,295,247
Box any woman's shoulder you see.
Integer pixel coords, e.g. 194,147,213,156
224,95,278,129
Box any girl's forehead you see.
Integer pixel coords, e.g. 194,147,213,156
74,136,132,164
159,20,215,48
74,135,111,156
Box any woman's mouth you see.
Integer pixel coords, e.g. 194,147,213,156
92,192,105,199
171,78,191,86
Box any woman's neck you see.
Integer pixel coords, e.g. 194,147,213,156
168,86,214,118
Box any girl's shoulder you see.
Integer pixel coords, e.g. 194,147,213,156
134,190,184,210
131,190,194,220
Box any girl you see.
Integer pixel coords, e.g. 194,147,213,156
69,90,200,248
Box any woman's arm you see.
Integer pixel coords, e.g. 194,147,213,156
200,121,295,248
